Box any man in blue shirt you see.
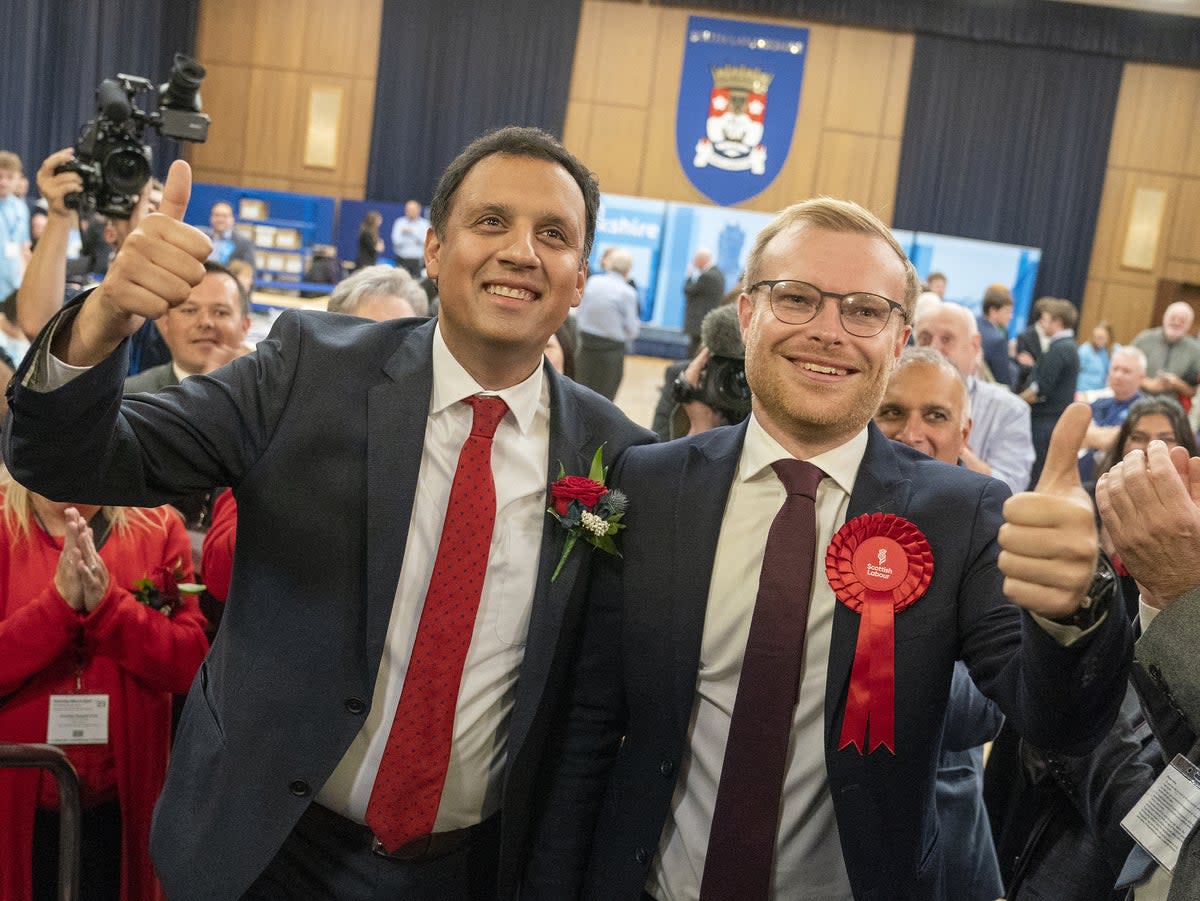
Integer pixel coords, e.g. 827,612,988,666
0,151,30,301
574,247,640,399
391,200,430,278
1082,346,1146,472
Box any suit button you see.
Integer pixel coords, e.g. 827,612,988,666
635,847,650,864
345,697,366,715
659,760,674,777
289,780,311,797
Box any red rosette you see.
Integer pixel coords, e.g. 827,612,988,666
825,512,933,755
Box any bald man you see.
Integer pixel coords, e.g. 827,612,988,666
1133,301,1200,405
915,301,1034,493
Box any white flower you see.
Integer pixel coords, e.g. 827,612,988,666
580,510,610,537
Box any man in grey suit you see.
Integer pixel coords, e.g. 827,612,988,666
4,127,652,900
683,248,725,356
1099,443,1200,900
122,260,250,394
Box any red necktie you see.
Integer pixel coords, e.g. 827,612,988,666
365,394,509,852
700,460,825,900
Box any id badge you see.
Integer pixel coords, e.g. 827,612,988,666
47,694,109,745
1121,753,1200,871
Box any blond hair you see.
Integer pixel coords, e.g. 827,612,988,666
742,197,920,321
0,470,159,542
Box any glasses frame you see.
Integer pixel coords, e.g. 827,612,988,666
748,279,905,337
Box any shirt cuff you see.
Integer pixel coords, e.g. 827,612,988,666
20,306,94,392
1139,597,1162,633
1029,608,1109,647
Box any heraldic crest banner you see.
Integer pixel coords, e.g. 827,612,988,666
676,16,809,206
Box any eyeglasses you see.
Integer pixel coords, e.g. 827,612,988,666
748,279,905,337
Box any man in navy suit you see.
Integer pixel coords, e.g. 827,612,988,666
4,127,652,900
524,198,1130,900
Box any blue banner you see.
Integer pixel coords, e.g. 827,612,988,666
676,16,809,207
588,194,667,321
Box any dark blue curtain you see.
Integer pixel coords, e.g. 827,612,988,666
367,0,582,203
650,0,1200,67
0,0,199,186
893,34,1122,308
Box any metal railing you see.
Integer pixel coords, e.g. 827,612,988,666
0,743,80,901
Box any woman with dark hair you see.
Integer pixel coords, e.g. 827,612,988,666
1095,395,1198,478
354,211,384,271
0,476,208,901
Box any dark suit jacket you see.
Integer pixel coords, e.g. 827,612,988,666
682,265,725,339
1015,325,1042,392
4,305,654,901
122,361,178,394
1030,334,1080,420
524,422,1131,900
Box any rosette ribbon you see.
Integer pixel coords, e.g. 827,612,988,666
825,512,933,754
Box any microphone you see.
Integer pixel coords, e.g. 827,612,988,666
701,304,745,360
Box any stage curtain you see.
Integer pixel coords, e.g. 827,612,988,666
649,0,1200,67
366,0,583,203
893,33,1122,307
0,0,199,182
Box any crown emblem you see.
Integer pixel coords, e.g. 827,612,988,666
711,65,774,94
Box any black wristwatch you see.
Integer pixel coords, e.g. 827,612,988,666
1047,552,1117,629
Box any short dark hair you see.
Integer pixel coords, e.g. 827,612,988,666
982,284,1013,314
202,260,249,318
429,126,600,264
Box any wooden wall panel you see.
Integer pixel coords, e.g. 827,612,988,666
1132,68,1200,174
250,0,305,70
563,3,908,220
814,132,880,208
824,28,893,134
242,69,302,176
187,61,250,176
192,0,382,200
1171,178,1200,263
882,34,914,139
1080,62,1200,343
585,105,649,196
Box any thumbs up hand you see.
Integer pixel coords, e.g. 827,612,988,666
64,160,212,366
1097,440,1200,609
997,403,1100,618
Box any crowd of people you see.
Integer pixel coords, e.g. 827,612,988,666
0,125,1198,901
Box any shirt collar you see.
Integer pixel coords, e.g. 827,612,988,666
430,320,545,435
739,413,868,498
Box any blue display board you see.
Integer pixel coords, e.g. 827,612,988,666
905,232,1042,334
588,194,668,321
187,183,335,245
651,201,774,328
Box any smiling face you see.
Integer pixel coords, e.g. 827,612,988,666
875,361,970,464
425,153,586,388
159,271,250,376
739,225,910,457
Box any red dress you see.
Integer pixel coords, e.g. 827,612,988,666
0,502,208,901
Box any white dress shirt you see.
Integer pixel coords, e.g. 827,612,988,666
314,322,550,827
648,415,866,901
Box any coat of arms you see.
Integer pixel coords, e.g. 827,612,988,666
693,65,773,175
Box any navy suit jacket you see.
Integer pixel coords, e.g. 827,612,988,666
523,421,1131,900
4,306,654,900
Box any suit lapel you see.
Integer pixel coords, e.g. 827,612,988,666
825,423,913,747
364,320,436,677
506,366,595,758
668,423,745,735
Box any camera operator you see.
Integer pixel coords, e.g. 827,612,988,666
652,303,751,439
13,148,169,374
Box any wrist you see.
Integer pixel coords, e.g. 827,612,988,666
1046,553,1115,628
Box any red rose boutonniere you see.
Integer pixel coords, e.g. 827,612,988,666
546,445,628,581
131,560,205,617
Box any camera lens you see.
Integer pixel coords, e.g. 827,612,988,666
161,53,206,110
103,148,151,195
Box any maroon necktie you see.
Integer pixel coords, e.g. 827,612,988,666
700,459,825,900
365,394,508,852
